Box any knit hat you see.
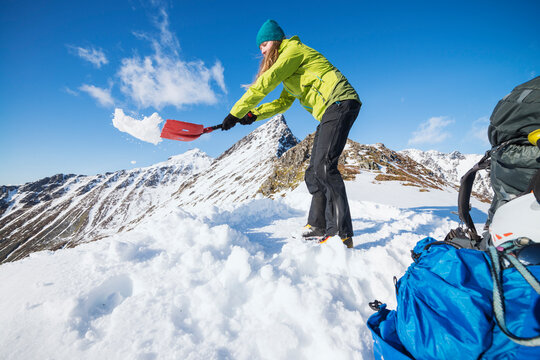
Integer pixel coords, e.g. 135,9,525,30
256,19,285,48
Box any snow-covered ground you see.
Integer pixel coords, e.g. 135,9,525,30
0,172,489,359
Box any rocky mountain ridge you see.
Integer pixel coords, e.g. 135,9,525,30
173,114,298,207
0,149,213,263
259,136,454,197
0,114,490,264
400,148,492,201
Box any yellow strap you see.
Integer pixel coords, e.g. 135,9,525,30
528,129,540,146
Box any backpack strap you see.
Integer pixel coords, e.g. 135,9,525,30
457,150,491,240
524,169,540,203
457,137,533,240
487,244,540,346
525,129,540,202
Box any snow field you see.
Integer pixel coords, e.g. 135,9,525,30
0,180,489,359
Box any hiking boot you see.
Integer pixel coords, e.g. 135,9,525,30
342,237,354,248
302,224,326,238
304,235,331,243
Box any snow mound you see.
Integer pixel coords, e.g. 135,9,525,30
0,179,489,359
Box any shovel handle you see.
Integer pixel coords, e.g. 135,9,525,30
204,117,246,133
203,124,222,134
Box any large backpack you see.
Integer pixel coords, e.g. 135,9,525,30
367,78,540,359
367,237,540,360
487,76,540,225
448,77,540,248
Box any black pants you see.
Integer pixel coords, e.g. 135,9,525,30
305,100,360,238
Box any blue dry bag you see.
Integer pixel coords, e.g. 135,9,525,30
367,237,540,360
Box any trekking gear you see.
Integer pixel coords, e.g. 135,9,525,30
445,77,540,248
300,228,353,248
529,129,540,147
160,120,222,141
221,113,240,131
301,224,325,238
487,76,540,224
367,78,540,359
517,243,540,266
239,111,257,125
488,76,540,146
256,19,285,48
342,237,353,248
305,100,359,239
304,235,354,248
303,234,330,243
317,235,331,244
489,191,540,247
367,237,540,360
486,241,540,348
447,135,540,250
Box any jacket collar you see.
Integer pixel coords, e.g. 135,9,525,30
279,35,301,53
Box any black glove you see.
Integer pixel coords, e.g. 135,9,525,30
221,113,240,131
239,111,257,125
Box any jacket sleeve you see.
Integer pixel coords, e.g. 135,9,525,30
252,88,296,120
229,44,303,118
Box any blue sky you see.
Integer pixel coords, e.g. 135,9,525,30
1,0,539,185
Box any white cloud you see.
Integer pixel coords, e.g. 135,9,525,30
130,160,137,164
117,9,226,110
112,108,163,145
64,87,79,96
408,116,454,145
79,84,114,107
469,116,490,146
69,46,108,68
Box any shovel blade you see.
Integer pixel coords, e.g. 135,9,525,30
160,130,201,141
161,120,204,141
162,119,204,135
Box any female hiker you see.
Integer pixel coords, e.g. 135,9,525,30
221,19,361,248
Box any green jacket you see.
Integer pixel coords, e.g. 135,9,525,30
230,36,360,121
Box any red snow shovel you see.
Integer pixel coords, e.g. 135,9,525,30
160,120,222,141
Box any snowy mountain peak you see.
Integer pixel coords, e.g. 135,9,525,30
166,148,207,162
1,114,493,265
174,114,299,206
399,148,492,201
153,148,213,170
0,115,301,263
0,149,214,263
217,114,298,161
260,136,459,197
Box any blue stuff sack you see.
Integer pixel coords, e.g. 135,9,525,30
367,237,540,359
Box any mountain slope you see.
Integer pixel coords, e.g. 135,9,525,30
259,137,453,198
400,149,492,201
0,161,491,359
0,114,496,358
0,149,212,263
0,114,491,265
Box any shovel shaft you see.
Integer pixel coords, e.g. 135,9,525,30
203,124,222,134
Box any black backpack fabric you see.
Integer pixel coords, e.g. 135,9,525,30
487,76,540,225
488,76,540,146
446,77,540,249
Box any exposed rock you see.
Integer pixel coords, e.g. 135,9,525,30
259,138,450,197
400,148,492,202
0,112,491,264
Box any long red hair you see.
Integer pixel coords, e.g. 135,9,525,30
255,40,282,80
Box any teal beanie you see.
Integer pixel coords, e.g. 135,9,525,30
256,19,285,48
